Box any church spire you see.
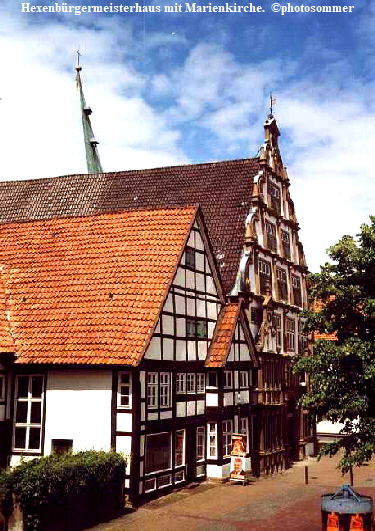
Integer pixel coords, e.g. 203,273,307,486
75,52,103,174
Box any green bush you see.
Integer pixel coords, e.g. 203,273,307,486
0,450,126,531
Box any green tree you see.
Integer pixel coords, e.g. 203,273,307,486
295,216,375,472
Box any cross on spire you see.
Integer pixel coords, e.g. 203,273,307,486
269,92,276,116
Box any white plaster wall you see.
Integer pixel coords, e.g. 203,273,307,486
206,393,218,407
117,412,132,432
144,336,161,360
43,370,112,455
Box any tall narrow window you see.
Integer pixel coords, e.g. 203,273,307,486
147,372,158,409
0,375,5,401
268,183,281,214
176,373,186,394
275,314,282,348
286,318,295,352
208,422,217,458
239,371,249,388
265,221,277,252
185,247,196,269
276,268,288,302
175,430,185,466
250,306,263,326
281,230,291,260
207,372,217,388
224,371,233,389
196,426,205,464
196,373,205,393
239,417,249,452
118,372,132,408
160,373,171,408
259,259,272,295
222,419,233,456
186,373,196,393
13,375,44,452
292,275,302,307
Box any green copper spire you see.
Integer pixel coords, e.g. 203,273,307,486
75,55,103,174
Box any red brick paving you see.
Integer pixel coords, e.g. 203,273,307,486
90,454,375,531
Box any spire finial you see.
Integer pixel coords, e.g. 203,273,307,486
76,49,82,72
269,92,276,117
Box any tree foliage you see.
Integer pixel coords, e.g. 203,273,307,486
295,216,375,472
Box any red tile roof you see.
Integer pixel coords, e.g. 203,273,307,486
0,158,259,293
206,303,240,367
0,271,16,353
0,207,196,365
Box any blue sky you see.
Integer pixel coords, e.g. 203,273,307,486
0,0,373,271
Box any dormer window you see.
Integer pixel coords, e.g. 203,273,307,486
268,183,281,214
265,221,277,252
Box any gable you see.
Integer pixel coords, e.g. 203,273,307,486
144,217,223,362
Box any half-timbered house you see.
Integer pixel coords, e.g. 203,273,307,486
0,205,260,503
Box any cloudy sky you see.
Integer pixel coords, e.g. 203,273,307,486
0,0,373,271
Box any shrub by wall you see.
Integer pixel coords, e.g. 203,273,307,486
0,450,126,531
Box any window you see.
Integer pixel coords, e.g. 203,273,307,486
175,430,185,466
13,375,44,452
196,373,205,393
186,318,208,338
118,372,132,408
281,230,291,260
185,247,196,269
259,259,272,295
224,371,233,388
196,426,205,461
186,373,195,393
208,422,217,458
222,420,233,456
286,318,295,352
176,373,186,394
147,372,158,409
276,267,288,302
0,375,5,401
145,432,171,474
239,371,249,388
275,314,282,348
268,183,281,214
250,306,263,325
52,439,73,456
160,373,171,408
265,221,277,252
292,275,302,307
207,372,217,388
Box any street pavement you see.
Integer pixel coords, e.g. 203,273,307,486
90,454,375,531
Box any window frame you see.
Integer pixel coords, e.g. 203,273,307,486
176,373,186,394
145,432,171,475
159,372,171,408
239,371,249,388
222,419,233,457
286,318,296,352
223,370,233,389
268,182,281,214
208,422,217,458
281,229,291,259
13,374,44,453
175,429,185,467
117,371,132,409
186,373,196,394
0,374,5,401
196,373,205,393
147,372,159,409
259,258,272,295
265,220,277,252
196,426,205,462
275,314,282,348
185,247,196,269
292,275,302,307
276,267,288,302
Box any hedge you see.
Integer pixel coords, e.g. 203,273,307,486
0,450,126,531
